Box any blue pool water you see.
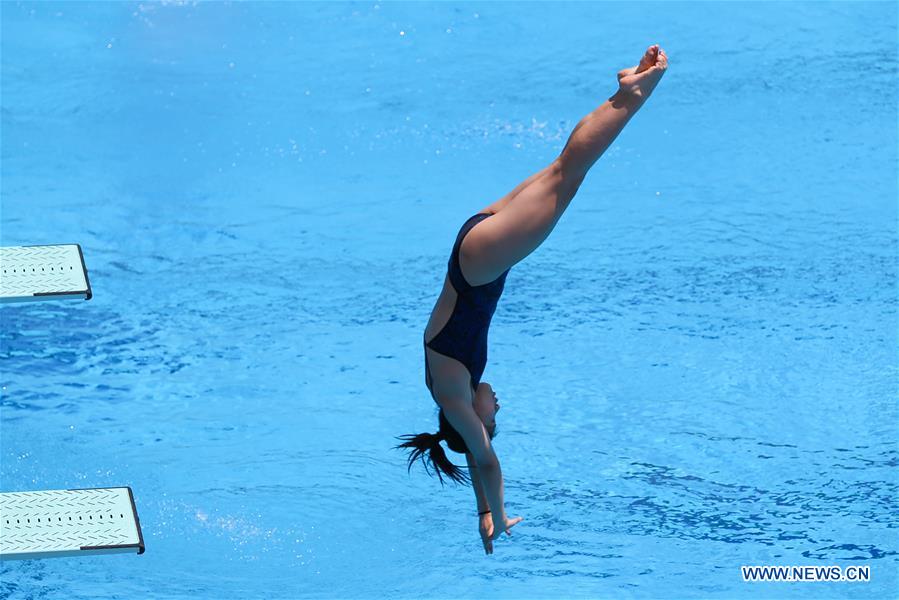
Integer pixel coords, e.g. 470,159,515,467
1,1,897,598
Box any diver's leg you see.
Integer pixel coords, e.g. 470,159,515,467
479,163,556,215
460,45,668,286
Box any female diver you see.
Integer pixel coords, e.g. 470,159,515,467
396,45,669,555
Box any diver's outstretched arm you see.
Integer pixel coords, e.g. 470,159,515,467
440,393,524,544
466,452,497,554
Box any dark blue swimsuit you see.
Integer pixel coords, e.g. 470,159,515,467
424,212,510,399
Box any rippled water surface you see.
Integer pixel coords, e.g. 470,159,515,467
1,1,897,598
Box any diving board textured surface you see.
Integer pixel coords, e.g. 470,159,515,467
0,244,92,303
0,487,144,560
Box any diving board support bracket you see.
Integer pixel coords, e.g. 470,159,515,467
0,487,144,560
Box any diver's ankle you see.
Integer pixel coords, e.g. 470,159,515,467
610,88,647,109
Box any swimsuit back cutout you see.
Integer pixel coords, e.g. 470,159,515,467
424,212,510,398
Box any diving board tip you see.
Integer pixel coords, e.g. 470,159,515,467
0,244,92,303
0,486,144,560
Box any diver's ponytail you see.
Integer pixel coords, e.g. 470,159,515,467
393,428,471,486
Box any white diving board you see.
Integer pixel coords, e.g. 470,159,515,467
0,487,144,560
0,244,92,303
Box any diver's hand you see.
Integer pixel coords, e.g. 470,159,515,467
490,514,524,542
478,512,494,555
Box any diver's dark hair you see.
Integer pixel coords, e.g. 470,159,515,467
394,409,495,487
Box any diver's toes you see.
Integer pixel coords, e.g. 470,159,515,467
656,49,669,69
636,45,660,72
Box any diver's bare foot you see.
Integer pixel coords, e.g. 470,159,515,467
617,44,668,100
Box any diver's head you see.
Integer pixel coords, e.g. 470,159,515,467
393,383,500,486
436,383,499,455
473,381,500,438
